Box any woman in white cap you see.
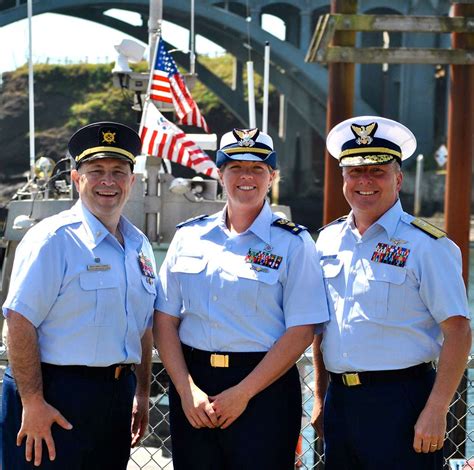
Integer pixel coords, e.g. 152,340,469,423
154,128,329,469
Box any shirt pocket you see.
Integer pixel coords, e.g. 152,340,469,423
79,271,120,326
228,266,281,317
170,255,208,311
321,259,343,316
365,263,407,319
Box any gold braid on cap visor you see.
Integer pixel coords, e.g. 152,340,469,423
340,154,396,166
75,146,136,163
340,146,401,158
222,147,272,155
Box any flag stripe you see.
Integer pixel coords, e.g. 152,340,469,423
139,101,218,179
150,38,210,132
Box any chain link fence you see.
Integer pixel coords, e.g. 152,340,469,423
0,350,473,470
126,351,474,470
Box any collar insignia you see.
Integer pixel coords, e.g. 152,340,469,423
102,131,116,145
350,122,377,146
233,128,259,147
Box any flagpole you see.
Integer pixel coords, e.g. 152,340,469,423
27,0,35,178
148,0,162,65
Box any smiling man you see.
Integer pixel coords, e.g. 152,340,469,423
1,122,155,469
311,116,471,470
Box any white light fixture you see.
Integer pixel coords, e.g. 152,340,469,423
190,176,204,197
112,39,146,74
169,177,191,194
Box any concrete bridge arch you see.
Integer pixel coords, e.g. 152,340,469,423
1,0,454,222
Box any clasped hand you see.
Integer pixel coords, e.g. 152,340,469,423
182,384,250,430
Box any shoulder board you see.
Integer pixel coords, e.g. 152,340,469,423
272,218,307,235
317,215,348,232
410,218,446,239
176,214,209,229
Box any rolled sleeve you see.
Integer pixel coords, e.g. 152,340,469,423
3,230,64,326
154,233,184,317
418,237,470,323
282,233,329,328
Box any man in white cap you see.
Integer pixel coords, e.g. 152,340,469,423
311,116,471,469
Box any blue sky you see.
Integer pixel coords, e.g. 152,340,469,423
0,9,284,75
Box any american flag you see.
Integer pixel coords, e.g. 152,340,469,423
139,100,218,179
151,38,210,133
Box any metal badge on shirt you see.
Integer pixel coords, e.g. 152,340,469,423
87,257,111,271
245,247,283,272
138,252,155,284
371,242,410,268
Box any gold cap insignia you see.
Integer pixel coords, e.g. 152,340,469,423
233,128,259,147
351,122,377,146
102,131,116,145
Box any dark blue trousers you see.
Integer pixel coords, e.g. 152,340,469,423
1,365,136,470
324,369,443,470
169,361,302,470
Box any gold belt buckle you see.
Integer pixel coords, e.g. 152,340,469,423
114,365,123,380
342,372,361,387
210,353,229,368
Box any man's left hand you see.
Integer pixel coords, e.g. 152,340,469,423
413,404,446,453
131,395,149,447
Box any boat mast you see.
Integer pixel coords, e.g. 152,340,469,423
148,0,162,65
27,0,35,177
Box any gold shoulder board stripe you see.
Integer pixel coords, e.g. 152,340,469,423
411,218,446,239
272,218,307,235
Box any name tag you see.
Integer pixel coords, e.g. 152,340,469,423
87,264,111,272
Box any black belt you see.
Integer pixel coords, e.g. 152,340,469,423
329,363,434,387
182,344,266,368
41,363,135,380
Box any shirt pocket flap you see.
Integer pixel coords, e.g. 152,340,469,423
171,256,208,274
321,260,343,279
366,263,406,285
80,271,119,290
234,265,280,285
141,276,156,294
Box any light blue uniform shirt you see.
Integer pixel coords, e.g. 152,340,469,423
317,200,470,373
3,200,156,366
156,202,329,352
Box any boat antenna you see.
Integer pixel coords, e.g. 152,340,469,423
27,0,35,178
189,0,195,75
245,0,256,127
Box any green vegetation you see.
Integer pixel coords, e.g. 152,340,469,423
0,54,281,181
